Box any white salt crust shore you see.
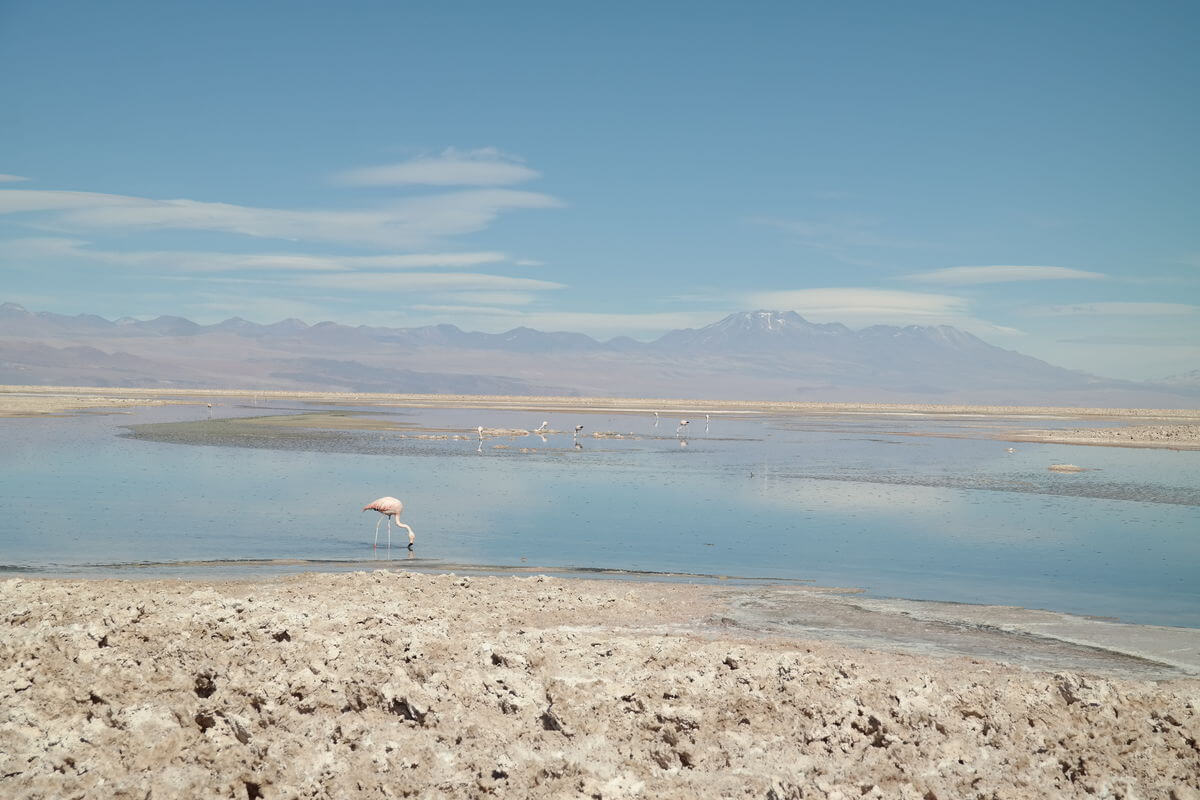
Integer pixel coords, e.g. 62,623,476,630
4,385,1199,449
2,573,1198,799
1012,424,1200,450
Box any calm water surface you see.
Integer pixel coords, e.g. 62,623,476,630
2,402,1197,627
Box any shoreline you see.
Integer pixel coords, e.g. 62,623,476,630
7,569,1198,677
3,572,1197,798
4,383,1200,448
1008,423,1200,450
3,383,1199,419
6,560,1200,673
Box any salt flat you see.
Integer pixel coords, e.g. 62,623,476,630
3,385,1198,797
3,573,1198,799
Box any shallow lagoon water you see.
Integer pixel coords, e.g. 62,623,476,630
2,402,1198,628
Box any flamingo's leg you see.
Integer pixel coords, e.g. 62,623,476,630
374,516,384,548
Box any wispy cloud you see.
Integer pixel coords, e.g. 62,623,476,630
1056,334,1199,346
409,303,525,316
1028,302,1198,316
186,296,332,322
444,291,539,306
5,234,563,317
744,288,968,318
0,174,28,183
906,265,1106,284
5,237,509,272
297,272,565,293
0,189,128,212
335,147,539,187
751,216,928,266
0,186,561,248
742,288,1020,335
393,308,728,338
480,310,727,337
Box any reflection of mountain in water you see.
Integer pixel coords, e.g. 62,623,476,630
3,302,1196,405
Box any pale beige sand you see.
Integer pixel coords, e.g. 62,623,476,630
3,573,1197,799
0,393,178,417
3,383,1200,419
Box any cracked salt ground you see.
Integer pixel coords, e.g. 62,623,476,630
2,572,1197,799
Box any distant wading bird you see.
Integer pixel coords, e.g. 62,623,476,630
535,420,549,433
574,424,584,438
676,420,690,435
362,496,415,549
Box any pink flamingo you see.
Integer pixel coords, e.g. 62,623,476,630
362,496,415,550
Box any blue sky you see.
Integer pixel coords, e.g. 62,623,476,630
1,0,1196,380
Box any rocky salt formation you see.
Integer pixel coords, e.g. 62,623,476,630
2,573,1198,799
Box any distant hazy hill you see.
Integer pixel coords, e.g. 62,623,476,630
1,302,1196,406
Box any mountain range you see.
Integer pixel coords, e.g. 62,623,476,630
1,303,1195,406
